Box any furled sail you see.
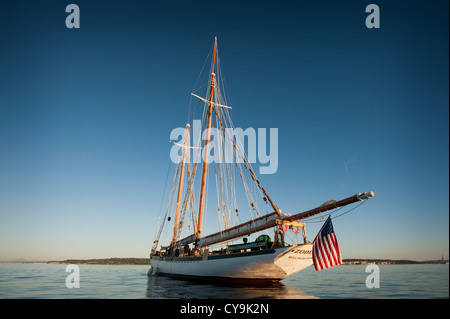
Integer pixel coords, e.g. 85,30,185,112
178,191,374,247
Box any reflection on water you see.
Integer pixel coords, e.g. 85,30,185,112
145,275,317,299
0,264,447,298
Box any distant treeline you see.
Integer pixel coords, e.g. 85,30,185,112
47,258,149,265
46,257,447,265
343,259,448,265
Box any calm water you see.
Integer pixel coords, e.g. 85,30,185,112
0,263,448,299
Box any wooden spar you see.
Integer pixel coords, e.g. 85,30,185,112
285,191,375,222
196,36,217,241
178,191,374,247
172,124,190,245
191,93,231,109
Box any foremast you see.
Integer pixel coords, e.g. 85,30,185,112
171,124,190,247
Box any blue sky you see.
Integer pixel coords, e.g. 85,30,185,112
0,0,448,261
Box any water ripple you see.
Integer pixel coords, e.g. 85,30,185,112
0,263,448,299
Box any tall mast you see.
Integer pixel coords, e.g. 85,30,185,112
172,123,190,246
196,36,217,241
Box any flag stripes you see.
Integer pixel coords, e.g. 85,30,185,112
312,216,342,271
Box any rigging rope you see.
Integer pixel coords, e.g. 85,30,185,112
159,42,278,247
188,43,214,124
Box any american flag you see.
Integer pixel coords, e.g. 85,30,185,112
312,216,342,271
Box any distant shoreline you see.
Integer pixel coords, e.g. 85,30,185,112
1,257,448,265
342,259,449,265
47,258,150,265
0,261,48,264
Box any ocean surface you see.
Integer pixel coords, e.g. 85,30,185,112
0,263,448,299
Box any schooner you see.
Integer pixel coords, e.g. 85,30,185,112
148,38,374,283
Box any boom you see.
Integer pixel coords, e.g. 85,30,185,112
178,191,374,247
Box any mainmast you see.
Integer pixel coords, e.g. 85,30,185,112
172,124,190,246
196,37,217,242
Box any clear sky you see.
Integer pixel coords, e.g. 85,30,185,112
0,0,448,262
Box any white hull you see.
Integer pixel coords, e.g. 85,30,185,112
149,244,313,282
